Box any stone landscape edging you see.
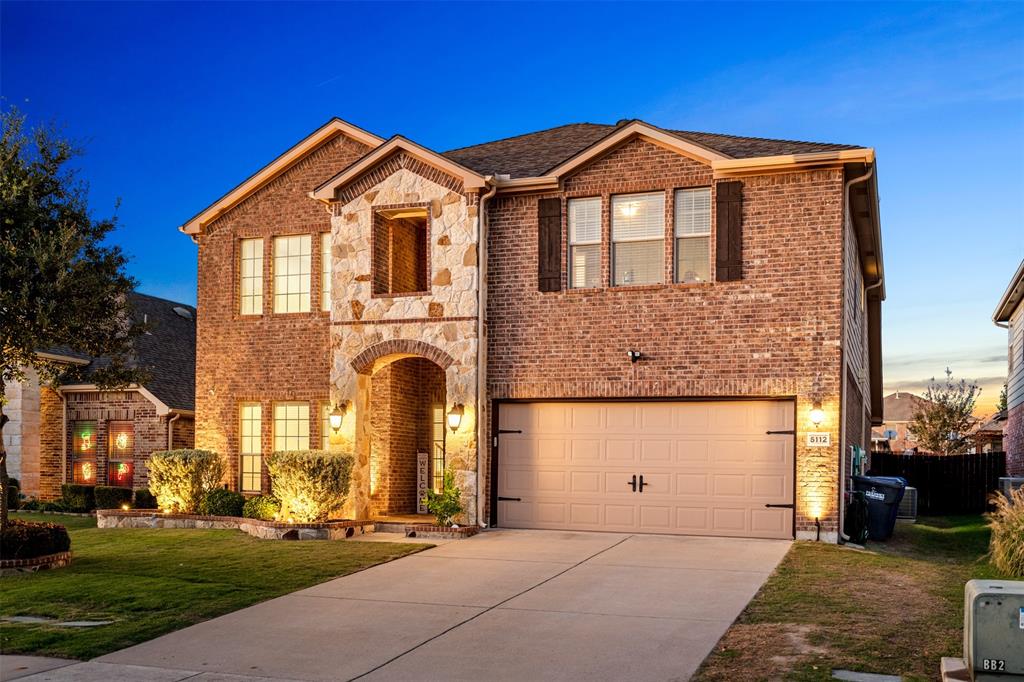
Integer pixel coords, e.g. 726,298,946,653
0,551,73,576
96,509,374,540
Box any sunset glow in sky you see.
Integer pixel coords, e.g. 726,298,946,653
3,2,1022,416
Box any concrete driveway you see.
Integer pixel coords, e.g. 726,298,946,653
20,530,790,682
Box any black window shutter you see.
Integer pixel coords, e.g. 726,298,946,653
538,197,562,292
716,181,743,281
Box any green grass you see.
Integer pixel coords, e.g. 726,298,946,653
696,515,1007,682
1,512,427,660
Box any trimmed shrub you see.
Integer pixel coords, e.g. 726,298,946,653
7,477,21,490
7,485,20,511
39,500,67,512
61,484,96,512
989,487,1024,577
422,469,464,527
199,488,245,517
19,498,41,511
0,519,71,560
95,485,134,510
133,488,158,509
266,450,353,523
147,449,225,513
242,495,281,521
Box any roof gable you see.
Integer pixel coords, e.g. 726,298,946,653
180,118,384,235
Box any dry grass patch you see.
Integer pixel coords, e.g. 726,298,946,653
695,516,1006,682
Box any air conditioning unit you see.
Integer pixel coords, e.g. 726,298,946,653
897,486,918,520
963,579,1024,680
999,477,1024,499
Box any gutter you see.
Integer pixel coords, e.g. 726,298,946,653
476,178,498,528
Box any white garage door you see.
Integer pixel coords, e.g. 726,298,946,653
496,400,795,539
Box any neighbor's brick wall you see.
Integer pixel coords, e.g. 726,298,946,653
171,416,195,451
36,387,64,500
486,138,847,535
194,133,372,490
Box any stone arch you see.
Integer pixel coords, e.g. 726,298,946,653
350,339,456,375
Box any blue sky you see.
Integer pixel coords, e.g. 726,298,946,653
3,1,1022,413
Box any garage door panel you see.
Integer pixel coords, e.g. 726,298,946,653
498,400,794,539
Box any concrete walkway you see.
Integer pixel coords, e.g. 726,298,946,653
14,530,790,682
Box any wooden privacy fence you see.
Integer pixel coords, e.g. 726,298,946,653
868,451,1007,515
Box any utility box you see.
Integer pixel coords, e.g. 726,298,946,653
963,579,1024,680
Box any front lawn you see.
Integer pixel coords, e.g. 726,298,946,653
696,515,1008,682
1,512,426,660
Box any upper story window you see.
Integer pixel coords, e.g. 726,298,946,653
239,238,264,315
273,235,311,313
321,233,331,312
273,402,309,451
568,198,601,289
611,193,665,286
372,207,428,296
674,188,711,283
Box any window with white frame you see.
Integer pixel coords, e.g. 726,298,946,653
611,193,665,286
239,238,264,315
321,233,331,312
674,188,711,283
274,402,309,451
568,197,602,288
273,235,311,313
321,402,331,450
239,404,261,493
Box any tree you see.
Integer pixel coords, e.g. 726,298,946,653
1,108,146,531
997,384,1008,413
908,368,980,455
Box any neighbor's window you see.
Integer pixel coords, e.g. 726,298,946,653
240,403,262,493
321,232,331,312
273,234,311,313
372,207,428,296
674,188,711,283
107,421,134,487
274,402,309,451
612,192,665,286
72,421,98,485
568,197,601,289
239,238,264,315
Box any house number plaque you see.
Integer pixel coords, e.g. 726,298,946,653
806,432,831,447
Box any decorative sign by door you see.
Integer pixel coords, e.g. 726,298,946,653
417,451,429,514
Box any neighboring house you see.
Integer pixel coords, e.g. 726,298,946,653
870,392,933,453
994,259,1024,474
3,292,196,499
968,410,1006,454
180,117,884,542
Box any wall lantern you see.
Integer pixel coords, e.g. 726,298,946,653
447,403,464,432
329,402,348,432
809,400,825,427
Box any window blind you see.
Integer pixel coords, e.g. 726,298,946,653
612,193,664,241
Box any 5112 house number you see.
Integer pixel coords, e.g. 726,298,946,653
806,432,831,447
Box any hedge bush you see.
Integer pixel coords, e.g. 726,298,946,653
266,450,353,523
133,488,158,509
147,449,225,513
95,485,133,510
0,519,71,560
61,484,96,512
7,485,20,511
989,487,1024,577
242,495,280,521
199,488,245,517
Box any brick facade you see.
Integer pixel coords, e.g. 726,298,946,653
194,133,372,492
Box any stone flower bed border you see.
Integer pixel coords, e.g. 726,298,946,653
97,509,374,540
1,551,73,576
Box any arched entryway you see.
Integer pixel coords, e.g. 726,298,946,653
368,356,447,516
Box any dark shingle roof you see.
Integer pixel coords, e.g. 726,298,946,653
442,121,861,178
47,292,196,411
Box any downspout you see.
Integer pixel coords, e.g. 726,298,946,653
476,178,497,528
167,412,182,450
838,165,875,542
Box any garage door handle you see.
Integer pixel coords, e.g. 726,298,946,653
627,475,637,492
498,496,521,502
765,503,795,509
639,475,649,492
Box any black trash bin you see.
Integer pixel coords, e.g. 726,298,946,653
851,476,906,541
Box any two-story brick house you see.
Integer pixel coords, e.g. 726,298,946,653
181,117,883,542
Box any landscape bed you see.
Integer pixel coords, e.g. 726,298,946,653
0,512,427,659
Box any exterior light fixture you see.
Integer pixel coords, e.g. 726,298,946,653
627,350,642,363
447,403,464,432
809,401,825,426
329,402,347,432
121,504,130,511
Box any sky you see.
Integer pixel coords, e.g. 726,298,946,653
2,1,1022,416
